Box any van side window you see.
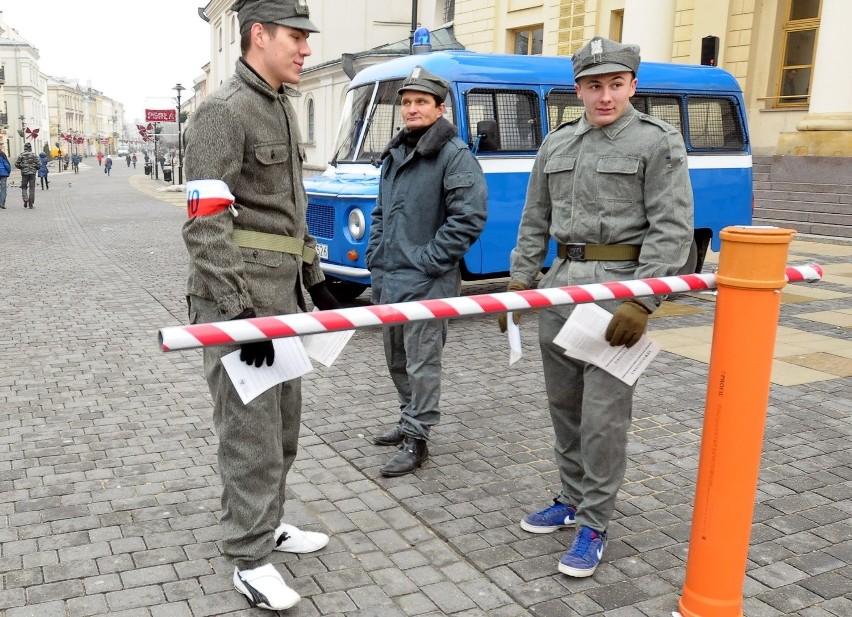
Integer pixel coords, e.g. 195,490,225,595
686,96,745,151
466,89,542,152
545,90,584,128
632,95,683,133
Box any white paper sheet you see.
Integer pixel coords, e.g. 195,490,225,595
507,311,522,365
301,329,354,367
552,303,661,386
221,337,313,404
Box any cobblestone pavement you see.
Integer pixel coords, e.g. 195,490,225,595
1,163,850,617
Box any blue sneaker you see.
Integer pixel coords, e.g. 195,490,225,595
558,526,606,577
520,499,577,533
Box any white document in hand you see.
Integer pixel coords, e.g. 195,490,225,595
221,337,313,405
301,329,354,367
552,303,661,386
507,311,522,365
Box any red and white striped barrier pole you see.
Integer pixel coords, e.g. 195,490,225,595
158,264,822,352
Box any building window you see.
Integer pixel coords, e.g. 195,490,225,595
231,15,236,43
776,0,820,107
218,26,223,52
513,27,543,55
443,0,455,23
307,98,315,143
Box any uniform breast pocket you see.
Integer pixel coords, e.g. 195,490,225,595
596,156,640,203
544,155,576,205
254,142,290,166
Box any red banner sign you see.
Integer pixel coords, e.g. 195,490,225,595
145,109,176,123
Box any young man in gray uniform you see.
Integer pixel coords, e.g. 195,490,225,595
500,36,694,577
367,67,487,477
182,0,339,610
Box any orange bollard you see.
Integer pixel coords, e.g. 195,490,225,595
679,226,796,617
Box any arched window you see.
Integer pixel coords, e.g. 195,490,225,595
307,98,315,143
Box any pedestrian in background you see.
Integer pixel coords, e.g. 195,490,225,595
126,153,131,168
71,153,80,174
181,0,336,611
38,151,50,190
104,155,112,176
366,66,488,477
0,146,11,209
501,36,693,578
97,151,103,166
14,143,40,209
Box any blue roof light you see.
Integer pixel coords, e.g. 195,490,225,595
413,26,432,54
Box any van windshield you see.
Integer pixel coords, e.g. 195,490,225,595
330,79,453,165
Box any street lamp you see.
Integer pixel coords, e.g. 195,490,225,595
173,83,185,185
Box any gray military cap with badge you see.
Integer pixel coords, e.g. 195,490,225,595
398,66,450,103
572,36,640,80
231,0,319,34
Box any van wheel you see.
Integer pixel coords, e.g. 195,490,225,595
326,277,369,303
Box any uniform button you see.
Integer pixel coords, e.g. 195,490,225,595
252,250,259,258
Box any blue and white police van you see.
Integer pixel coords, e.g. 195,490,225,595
304,50,752,301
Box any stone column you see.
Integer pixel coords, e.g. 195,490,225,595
779,0,852,155
622,0,676,62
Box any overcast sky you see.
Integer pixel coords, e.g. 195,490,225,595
2,0,210,122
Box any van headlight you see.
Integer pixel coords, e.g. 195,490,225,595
348,208,366,240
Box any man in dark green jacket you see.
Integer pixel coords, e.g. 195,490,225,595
366,66,488,477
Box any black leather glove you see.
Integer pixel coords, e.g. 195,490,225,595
308,282,341,311
498,281,528,333
232,308,275,367
604,300,651,348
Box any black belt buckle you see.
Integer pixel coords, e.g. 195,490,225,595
564,243,586,262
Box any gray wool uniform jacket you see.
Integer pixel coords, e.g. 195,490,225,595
182,59,324,320
366,117,488,304
510,104,694,315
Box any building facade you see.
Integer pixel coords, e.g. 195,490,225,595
0,12,127,161
453,0,850,156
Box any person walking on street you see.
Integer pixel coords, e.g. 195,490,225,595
71,154,80,174
38,152,50,190
97,151,103,166
14,143,40,208
0,146,11,209
366,66,488,478
500,36,694,578
104,155,113,176
181,0,338,611
126,154,131,167
132,152,137,168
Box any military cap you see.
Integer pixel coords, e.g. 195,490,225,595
230,0,319,34
572,36,640,80
398,66,450,103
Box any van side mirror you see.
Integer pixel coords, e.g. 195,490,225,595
476,120,501,152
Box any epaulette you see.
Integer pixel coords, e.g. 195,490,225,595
553,117,581,132
636,111,676,132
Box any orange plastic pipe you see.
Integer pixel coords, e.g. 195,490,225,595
679,226,796,617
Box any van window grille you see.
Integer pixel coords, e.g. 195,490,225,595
545,90,583,128
686,96,745,150
466,89,542,152
632,95,683,133
307,203,335,239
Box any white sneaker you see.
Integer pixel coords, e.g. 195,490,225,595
272,523,329,554
233,564,300,611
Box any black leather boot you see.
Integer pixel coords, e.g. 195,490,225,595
374,423,405,446
380,436,428,477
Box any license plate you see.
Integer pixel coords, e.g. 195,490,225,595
315,243,329,259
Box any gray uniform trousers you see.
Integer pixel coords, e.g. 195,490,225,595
538,309,636,533
383,319,448,441
192,295,301,571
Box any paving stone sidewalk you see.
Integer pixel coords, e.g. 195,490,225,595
0,166,849,617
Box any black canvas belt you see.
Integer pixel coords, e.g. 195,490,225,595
557,243,640,261
233,229,317,264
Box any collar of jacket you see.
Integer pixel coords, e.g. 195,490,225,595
236,58,302,100
574,103,637,139
381,116,457,161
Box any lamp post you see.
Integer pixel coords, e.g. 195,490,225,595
173,83,185,185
